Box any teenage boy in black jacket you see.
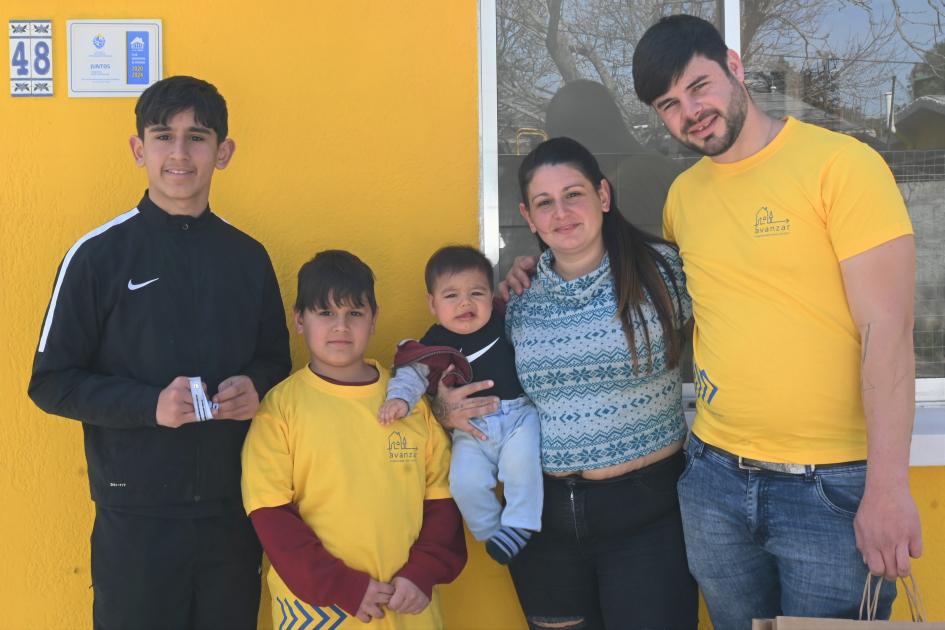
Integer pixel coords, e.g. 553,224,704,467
28,75,291,630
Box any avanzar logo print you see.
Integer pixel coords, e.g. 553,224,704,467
754,206,791,237
387,431,418,463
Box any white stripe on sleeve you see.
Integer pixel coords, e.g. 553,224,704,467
37,208,140,353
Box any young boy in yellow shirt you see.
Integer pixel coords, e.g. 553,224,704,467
241,250,466,628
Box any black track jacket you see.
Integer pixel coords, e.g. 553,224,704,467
29,192,291,511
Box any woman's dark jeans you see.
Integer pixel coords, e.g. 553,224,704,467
509,451,698,630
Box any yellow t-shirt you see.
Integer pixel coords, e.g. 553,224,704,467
241,360,452,629
664,117,913,463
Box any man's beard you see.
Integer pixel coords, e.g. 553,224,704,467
677,78,748,157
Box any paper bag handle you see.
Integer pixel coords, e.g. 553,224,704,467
860,574,928,622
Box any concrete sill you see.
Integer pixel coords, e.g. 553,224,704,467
911,406,945,467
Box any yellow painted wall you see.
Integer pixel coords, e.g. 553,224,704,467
0,1,941,629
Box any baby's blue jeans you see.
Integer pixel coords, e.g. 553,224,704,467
450,396,543,540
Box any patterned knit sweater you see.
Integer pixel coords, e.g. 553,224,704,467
505,245,691,473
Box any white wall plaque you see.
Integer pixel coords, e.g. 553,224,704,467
9,20,53,97
67,19,162,97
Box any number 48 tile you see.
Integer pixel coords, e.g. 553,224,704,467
9,20,53,97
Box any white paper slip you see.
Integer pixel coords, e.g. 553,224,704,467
188,377,218,422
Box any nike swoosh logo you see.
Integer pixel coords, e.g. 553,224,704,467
127,277,160,291
465,338,499,363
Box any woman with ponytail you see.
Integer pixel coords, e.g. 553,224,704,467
502,136,698,628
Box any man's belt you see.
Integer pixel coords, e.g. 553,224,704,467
702,443,865,475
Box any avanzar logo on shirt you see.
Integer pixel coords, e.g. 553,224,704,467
754,206,791,237
387,431,418,463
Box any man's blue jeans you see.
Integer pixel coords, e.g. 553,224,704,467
450,396,543,540
677,433,895,630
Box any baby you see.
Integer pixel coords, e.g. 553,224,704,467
379,245,542,564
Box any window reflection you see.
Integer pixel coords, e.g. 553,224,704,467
739,0,945,378
496,1,717,382
494,0,944,379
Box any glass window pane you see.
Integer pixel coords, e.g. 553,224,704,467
495,1,721,381
740,0,945,378
496,0,720,278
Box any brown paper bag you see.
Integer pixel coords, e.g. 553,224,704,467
767,619,944,629
751,575,945,629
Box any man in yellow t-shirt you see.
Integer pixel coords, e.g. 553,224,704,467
241,250,467,629
632,14,921,629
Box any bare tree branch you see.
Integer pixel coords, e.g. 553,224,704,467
546,0,580,82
